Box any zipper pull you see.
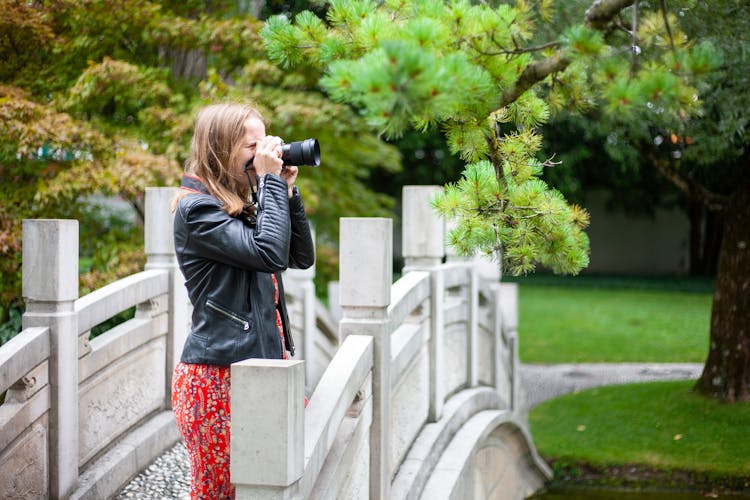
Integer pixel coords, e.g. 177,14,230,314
243,321,250,330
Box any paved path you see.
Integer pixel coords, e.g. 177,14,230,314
117,362,704,498
518,362,703,421
520,362,703,409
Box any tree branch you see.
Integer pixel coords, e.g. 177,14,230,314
499,51,570,107
585,0,636,30
639,141,730,213
474,40,560,57
498,0,637,108
659,0,676,52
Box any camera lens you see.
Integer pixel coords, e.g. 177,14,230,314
281,139,320,167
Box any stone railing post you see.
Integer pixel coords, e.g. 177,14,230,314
144,187,187,409
22,219,79,499
402,186,444,270
231,359,305,499
401,186,446,421
284,227,317,386
339,217,392,500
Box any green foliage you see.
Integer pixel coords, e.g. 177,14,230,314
262,0,715,276
0,306,22,345
537,0,747,269
433,158,590,275
562,25,605,56
0,0,401,339
64,59,173,123
319,41,497,137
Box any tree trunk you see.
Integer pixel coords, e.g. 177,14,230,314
695,162,750,402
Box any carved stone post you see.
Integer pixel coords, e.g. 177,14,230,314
339,217,392,500
22,219,79,499
231,359,305,499
144,187,187,408
401,186,446,421
402,186,444,269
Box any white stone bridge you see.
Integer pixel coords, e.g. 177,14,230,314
0,186,550,499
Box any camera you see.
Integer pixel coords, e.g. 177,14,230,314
281,138,320,167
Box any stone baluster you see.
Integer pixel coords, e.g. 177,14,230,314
22,219,79,499
468,264,479,387
144,187,188,408
401,186,446,421
327,281,342,325
339,217,392,500
499,282,520,411
230,359,305,499
402,186,444,270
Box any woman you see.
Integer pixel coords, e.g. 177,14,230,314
171,102,314,499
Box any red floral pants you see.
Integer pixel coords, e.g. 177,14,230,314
172,363,234,499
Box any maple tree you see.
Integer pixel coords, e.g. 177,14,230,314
0,0,400,340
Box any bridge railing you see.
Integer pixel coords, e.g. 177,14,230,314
0,186,339,499
0,184,523,499
0,188,189,500
231,186,522,500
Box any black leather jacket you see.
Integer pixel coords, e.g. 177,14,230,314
174,173,314,365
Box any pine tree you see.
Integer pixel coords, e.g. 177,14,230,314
262,0,714,276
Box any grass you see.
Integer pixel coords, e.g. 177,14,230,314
511,275,713,363
529,380,750,481
510,275,750,492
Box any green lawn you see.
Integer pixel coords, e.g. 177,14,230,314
529,381,750,480
510,276,750,491
514,279,713,363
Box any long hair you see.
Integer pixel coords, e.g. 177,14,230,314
181,103,265,216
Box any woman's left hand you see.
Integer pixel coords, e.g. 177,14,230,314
280,166,299,198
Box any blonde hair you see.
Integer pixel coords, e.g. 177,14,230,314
177,102,266,216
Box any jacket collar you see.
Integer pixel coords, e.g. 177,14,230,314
181,174,210,195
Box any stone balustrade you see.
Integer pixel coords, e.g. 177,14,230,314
0,184,549,500
0,187,332,499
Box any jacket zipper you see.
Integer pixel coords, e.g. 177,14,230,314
206,300,250,330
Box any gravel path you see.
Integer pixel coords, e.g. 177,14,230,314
117,362,703,498
116,442,190,499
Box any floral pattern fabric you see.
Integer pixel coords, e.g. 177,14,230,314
172,363,234,499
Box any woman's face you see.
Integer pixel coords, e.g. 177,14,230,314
238,117,266,183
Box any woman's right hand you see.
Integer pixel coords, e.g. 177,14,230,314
252,136,284,178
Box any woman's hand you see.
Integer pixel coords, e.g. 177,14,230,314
252,136,283,177
280,166,298,198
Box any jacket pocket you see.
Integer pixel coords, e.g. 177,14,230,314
206,299,251,331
